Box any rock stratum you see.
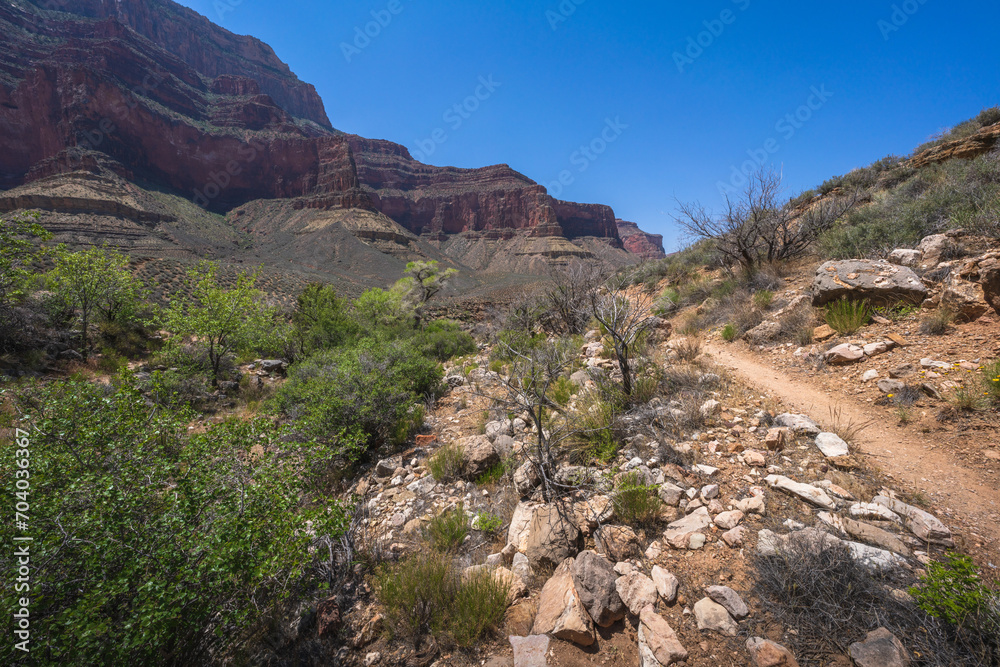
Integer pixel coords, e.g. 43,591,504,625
0,0,662,295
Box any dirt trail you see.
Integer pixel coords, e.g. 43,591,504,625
704,341,1000,570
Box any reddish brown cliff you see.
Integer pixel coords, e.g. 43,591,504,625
616,219,666,259
0,0,661,259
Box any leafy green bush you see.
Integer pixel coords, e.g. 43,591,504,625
2,380,347,665
721,323,738,342
376,554,510,647
429,441,465,482
413,319,477,361
653,287,680,315
612,471,662,526
824,298,870,335
473,512,504,534
551,375,575,406
910,553,999,660
274,338,442,458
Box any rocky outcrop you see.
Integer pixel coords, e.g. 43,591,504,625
909,121,1000,169
812,260,928,306
616,219,666,259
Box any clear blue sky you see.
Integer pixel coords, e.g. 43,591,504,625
177,0,1000,250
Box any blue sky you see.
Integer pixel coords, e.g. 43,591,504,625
178,0,1000,250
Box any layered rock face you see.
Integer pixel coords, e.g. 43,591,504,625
0,0,659,266
616,219,666,259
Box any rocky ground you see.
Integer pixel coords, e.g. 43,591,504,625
320,231,999,667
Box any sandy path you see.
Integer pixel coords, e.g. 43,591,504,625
704,341,1000,572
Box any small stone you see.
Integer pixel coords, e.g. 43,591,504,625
616,570,659,616
714,510,744,530
651,565,679,604
825,344,865,365
364,652,380,667
658,482,684,506
746,637,800,667
700,400,722,418
815,432,850,458
510,635,549,667
765,474,837,510
848,627,912,667
722,526,745,547
878,379,905,395
862,369,880,382
693,597,738,636
705,585,749,620
700,484,720,500
639,605,688,665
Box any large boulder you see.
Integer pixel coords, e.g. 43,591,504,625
812,260,927,307
524,505,581,569
571,550,625,627
461,434,499,478
531,558,595,646
745,320,782,344
507,502,545,552
918,234,953,269
940,273,990,322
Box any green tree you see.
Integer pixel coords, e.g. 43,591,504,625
401,260,458,329
353,282,413,332
164,263,276,385
0,212,50,306
291,283,360,355
46,246,145,356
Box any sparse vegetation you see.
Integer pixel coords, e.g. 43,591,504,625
376,553,510,648
612,471,662,526
920,308,955,336
429,441,466,482
721,323,737,341
426,504,469,552
824,298,870,335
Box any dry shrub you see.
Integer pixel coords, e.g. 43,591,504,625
752,539,986,666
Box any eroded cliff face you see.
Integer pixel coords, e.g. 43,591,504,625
0,0,659,266
616,219,666,260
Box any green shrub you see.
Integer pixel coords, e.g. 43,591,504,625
414,319,477,361
824,298,870,335
429,441,465,482
653,287,680,315
949,385,985,412
426,504,469,552
473,512,504,534
376,554,510,647
752,289,775,310
291,283,360,355
910,552,999,657
274,338,443,457
476,456,516,486
721,323,738,342
569,393,620,464
612,471,661,526
2,381,348,665
551,375,575,406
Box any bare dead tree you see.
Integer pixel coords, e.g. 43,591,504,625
541,260,608,335
675,166,859,276
589,271,658,399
